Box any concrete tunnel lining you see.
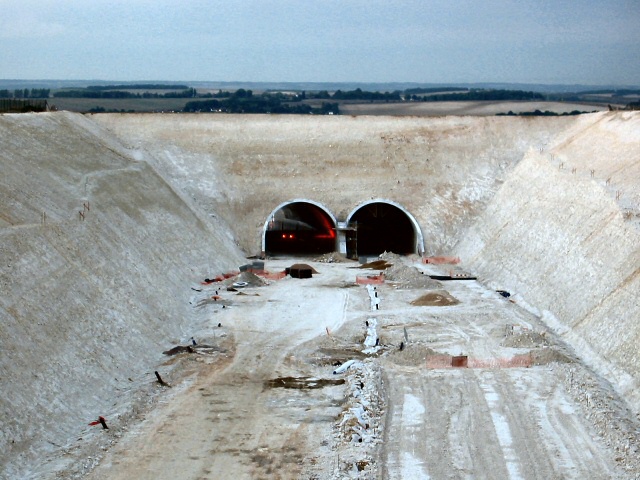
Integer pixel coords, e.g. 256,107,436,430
261,198,425,257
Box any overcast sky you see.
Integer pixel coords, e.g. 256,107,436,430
1,0,639,85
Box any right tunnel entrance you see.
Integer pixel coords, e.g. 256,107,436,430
347,201,418,257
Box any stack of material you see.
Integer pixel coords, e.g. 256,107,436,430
384,262,440,289
286,263,317,278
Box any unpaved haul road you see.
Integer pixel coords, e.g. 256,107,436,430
379,265,627,480
382,368,618,479
88,261,355,479
87,258,635,479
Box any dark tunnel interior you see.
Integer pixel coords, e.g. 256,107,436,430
265,202,336,255
348,202,415,257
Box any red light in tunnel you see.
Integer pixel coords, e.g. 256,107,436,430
317,215,336,238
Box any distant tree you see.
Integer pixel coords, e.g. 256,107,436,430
233,89,253,98
29,88,50,98
183,95,338,115
421,89,543,102
320,102,339,114
331,88,401,102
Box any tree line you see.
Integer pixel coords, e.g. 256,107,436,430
185,87,548,115
54,88,197,98
0,89,50,99
1,85,549,105
304,87,542,102
408,89,544,102
184,89,338,114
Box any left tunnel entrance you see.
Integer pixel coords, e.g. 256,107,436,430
264,201,337,256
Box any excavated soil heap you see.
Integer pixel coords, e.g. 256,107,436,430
411,291,460,306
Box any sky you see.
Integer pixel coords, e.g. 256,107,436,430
1,0,639,86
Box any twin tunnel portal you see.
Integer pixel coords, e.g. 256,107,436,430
263,199,425,258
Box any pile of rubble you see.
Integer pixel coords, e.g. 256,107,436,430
226,271,269,287
384,263,440,290
410,291,459,306
501,329,549,348
315,252,353,263
331,360,384,478
559,363,640,476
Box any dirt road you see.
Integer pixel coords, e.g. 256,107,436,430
379,269,632,479
86,257,638,479
88,261,356,479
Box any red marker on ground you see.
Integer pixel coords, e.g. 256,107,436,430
89,416,108,429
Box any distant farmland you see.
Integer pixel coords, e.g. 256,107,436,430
51,97,189,113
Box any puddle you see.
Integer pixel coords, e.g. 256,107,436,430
265,376,345,389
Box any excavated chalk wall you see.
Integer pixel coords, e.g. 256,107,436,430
0,112,245,477
93,111,640,412
456,112,640,412
91,113,571,255
1,111,638,476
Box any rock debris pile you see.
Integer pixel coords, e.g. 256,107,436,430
559,364,640,475
384,264,440,290
332,360,384,478
315,252,353,263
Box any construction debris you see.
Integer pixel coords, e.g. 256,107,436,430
286,263,317,278
315,252,352,263
385,263,440,289
410,291,459,306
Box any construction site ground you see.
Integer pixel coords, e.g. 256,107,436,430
81,256,639,480
2,111,639,480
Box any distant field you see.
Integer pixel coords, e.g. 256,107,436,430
50,96,610,116
339,100,609,116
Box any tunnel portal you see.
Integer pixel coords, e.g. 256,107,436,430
264,201,337,256
347,202,417,257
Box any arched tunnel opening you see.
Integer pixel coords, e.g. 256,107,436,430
264,201,337,256
348,202,416,257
